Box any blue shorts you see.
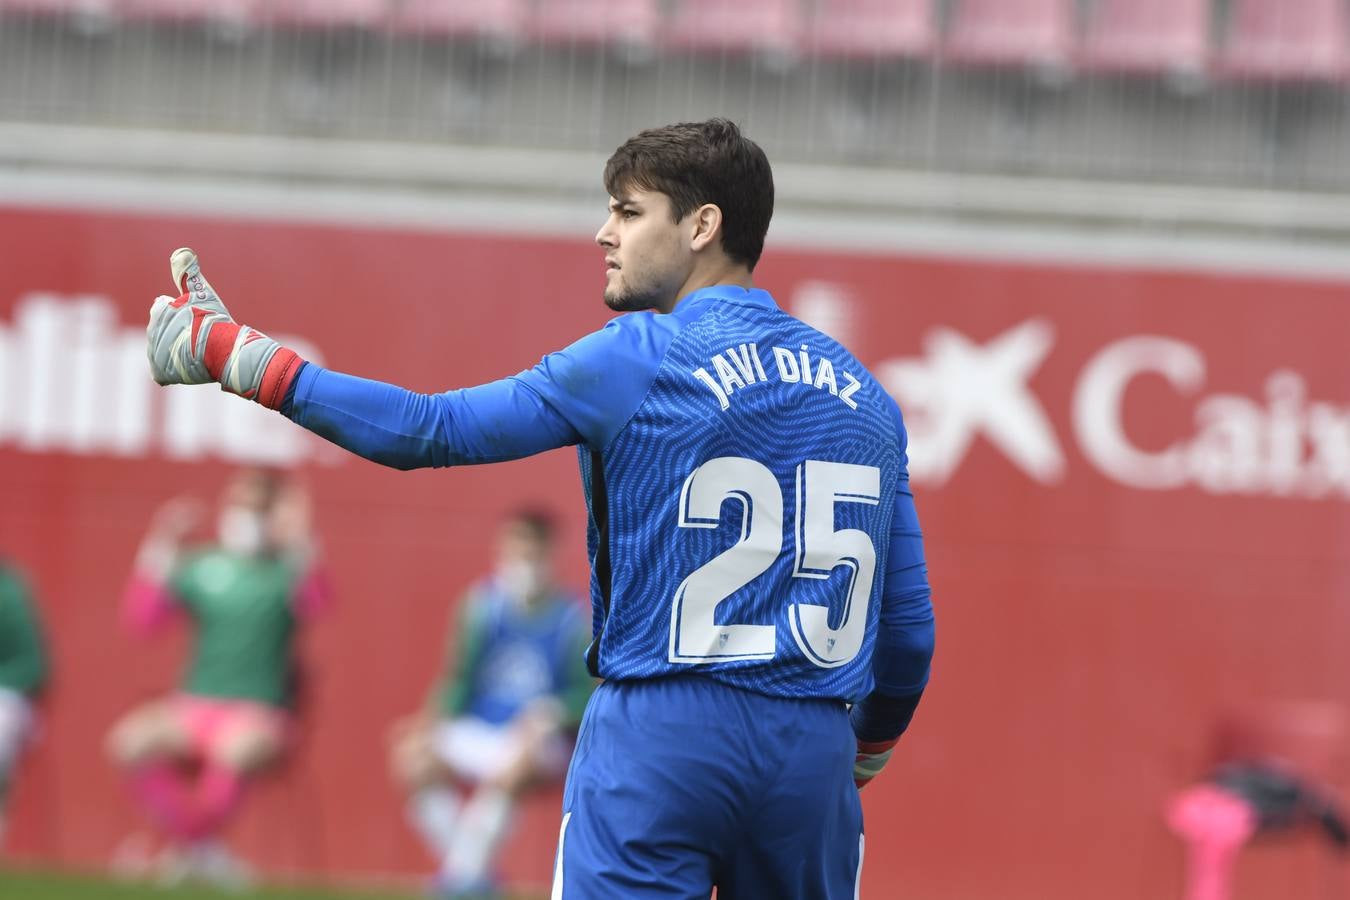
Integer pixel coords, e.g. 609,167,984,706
551,675,863,899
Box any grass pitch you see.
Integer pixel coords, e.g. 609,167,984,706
0,868,544,899
0,868,418,900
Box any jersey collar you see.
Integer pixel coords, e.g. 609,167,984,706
671,285,778,321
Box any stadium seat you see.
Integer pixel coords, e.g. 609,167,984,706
389,0,528,42
262,0,389,30
807,0,935,61
1213,700,1348,787
1219,0,1350,82
531,0,661,52
0,0,112,18
116,0,257,28
667,0,803,58
1079,0,1210,78
944,0,1075,69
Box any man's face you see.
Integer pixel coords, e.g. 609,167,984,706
495,523,552,605
217,473,272,556
595,189,690,313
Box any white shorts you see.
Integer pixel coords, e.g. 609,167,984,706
0,687,34,781
433,716,571,784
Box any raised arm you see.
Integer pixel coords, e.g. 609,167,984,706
147,249,678,470
263,479,334,621
282,369,580,469
122,497,200,636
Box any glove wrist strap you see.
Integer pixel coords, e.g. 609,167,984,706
204,318,305,410
256,347,304,410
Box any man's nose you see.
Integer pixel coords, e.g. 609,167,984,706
595,218,616,248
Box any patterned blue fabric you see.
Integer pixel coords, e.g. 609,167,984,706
288,285,930,705
556,675,862,898
562,288,905,701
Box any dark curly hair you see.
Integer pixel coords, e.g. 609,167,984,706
603,118,774,271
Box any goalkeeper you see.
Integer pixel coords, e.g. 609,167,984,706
144,119,932,899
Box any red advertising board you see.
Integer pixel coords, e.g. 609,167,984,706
2,203,1349,898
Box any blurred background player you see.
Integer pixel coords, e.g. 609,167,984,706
0,558,48,849
389,508,592,900
105,467,330,886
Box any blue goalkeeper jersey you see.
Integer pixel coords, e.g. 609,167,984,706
288,285,932,704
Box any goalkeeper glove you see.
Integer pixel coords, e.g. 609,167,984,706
146,248,304,409
850,686,925,790
854,737,900,791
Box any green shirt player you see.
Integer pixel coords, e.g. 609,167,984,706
0,560,48,847
106,467,331,886
389,509,593,898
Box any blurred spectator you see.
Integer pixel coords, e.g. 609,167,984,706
388,509,592,900
0,558,48,848
106,467,331,887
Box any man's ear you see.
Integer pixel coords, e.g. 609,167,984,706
689,204,723,253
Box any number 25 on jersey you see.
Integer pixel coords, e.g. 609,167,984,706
669,457,880,669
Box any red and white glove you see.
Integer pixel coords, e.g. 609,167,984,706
146,248,304,409
854,737,900,790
